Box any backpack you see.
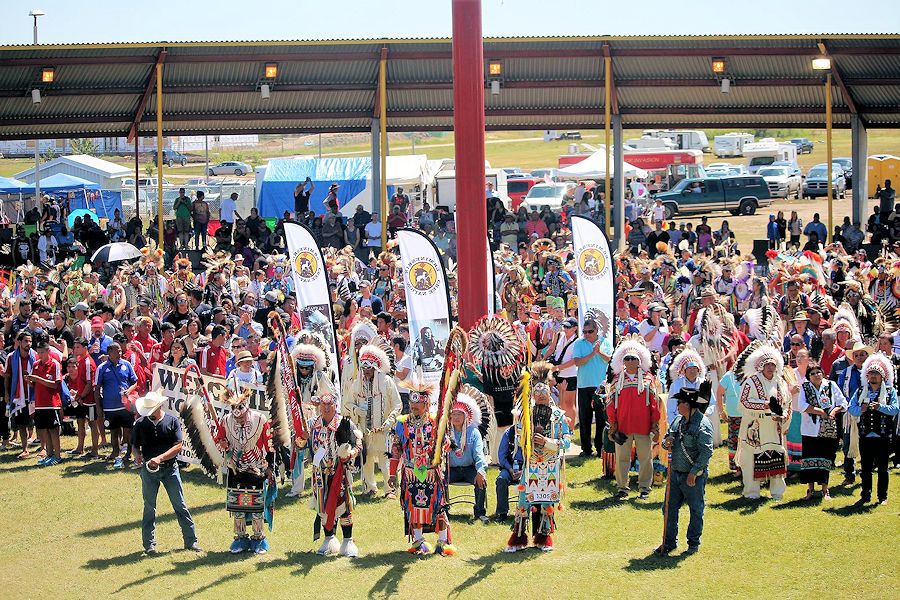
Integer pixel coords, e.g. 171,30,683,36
60,378,73,408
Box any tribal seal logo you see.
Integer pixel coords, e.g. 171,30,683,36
578,247,606,278
293,250,318,282
408,260,438,293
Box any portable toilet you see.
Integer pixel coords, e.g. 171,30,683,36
867,154,900,198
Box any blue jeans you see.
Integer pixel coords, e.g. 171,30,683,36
494,470,514,516
449,465,487,518
663,470,706,550
140,463,197,550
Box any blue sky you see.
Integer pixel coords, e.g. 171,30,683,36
2,0,897,44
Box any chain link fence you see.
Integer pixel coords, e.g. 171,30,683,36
119,182,256,222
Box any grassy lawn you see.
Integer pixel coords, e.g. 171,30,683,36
1,432,896,599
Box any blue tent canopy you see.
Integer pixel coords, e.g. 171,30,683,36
0,176,28,193
258,157,371,218
20,173,101,193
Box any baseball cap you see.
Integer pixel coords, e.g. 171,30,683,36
90,316,104,327
562,318,578,328
72,302,90,312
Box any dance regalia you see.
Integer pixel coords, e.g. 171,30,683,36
299,408,363,556
214,409,275,554
736,365,791,499
508,403,570,551
392,411,450,539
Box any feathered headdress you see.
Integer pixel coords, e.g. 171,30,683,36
140,246,164,270
832,302,861,341
291,343,326,371
468,316,522,377
357,343,390,372
669,348,707,381
743,302,784,344
16,261,41,279
450,392,483,429
740,343,784,381
862,352,895,389
350,319,377,347
612,334,652,374
531,237,556,254
294,330,333,372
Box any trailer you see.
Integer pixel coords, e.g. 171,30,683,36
713,132,755,158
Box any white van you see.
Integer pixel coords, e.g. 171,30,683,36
743,139,799,175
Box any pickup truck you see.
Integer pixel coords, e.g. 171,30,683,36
651,175,773,218
152,149,189,167
790,138,814,154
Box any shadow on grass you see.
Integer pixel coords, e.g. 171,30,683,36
710,495,770,515
80,502,222,538
624,549,691,571
173,572,244,600
707,472,739,486
823,500,880,516
83,550,240,594
250,550,323,578
772,495,823,510
630,499,665,511
570,495,626,512
447,550,538,598
349,550,419,600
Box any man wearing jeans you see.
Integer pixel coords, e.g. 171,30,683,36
131,391,200,555
492,426,523,521
657,386,714,555
572,318,611,457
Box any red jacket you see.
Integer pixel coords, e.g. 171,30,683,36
607,375,660,436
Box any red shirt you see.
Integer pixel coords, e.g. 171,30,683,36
33,358,62,410
607,375,661,435
72,353,97,404
199,345,227,377
149,340,172,370
820,345,846,378
135,332,157,354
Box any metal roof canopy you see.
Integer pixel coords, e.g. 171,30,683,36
1,34,899,139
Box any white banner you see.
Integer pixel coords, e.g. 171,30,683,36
397,228,453,412
151,364,268,464
284,221,341,389
571,215,616,352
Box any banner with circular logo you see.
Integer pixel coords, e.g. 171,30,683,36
397,229,453,412
284,222,341,388
571,215,615,350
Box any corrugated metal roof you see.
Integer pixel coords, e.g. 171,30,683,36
0,35,897,138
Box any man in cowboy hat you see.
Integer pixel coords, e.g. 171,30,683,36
783,311,815,353
836,340,873,484
131,391,201,555
656,384,714,555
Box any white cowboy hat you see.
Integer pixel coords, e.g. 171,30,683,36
135,390,168,417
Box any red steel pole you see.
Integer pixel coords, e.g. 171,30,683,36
452,0,487,329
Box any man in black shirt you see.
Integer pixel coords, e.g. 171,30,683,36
131,391,200,555
294,177,314,215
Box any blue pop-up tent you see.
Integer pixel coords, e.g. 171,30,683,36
258,157,371,218
20,173,121,218
0,176,28,193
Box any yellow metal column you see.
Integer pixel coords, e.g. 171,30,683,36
604,54,612,237
156,63,164,249
379,48,388,250
825,72,833,243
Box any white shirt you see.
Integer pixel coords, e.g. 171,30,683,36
652,204,666,224
364,222,382,247
220,197,236,223
37,235,57,262
554,333,578,378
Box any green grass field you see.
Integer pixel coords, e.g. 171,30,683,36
1,434,896,600
3,129,898,181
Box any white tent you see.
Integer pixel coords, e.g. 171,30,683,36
558,149,648,179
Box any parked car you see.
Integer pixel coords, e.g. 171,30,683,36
530,168,558,181
759,166,803,199
506,177,544,210
707,165,746,178
833,157,853,186
208,161,251,176
651,175,773,218
122,177,172,188
152,149,189,167
555,131,582,140
521,182,575,212
790,137,814,154
803,164,846,199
